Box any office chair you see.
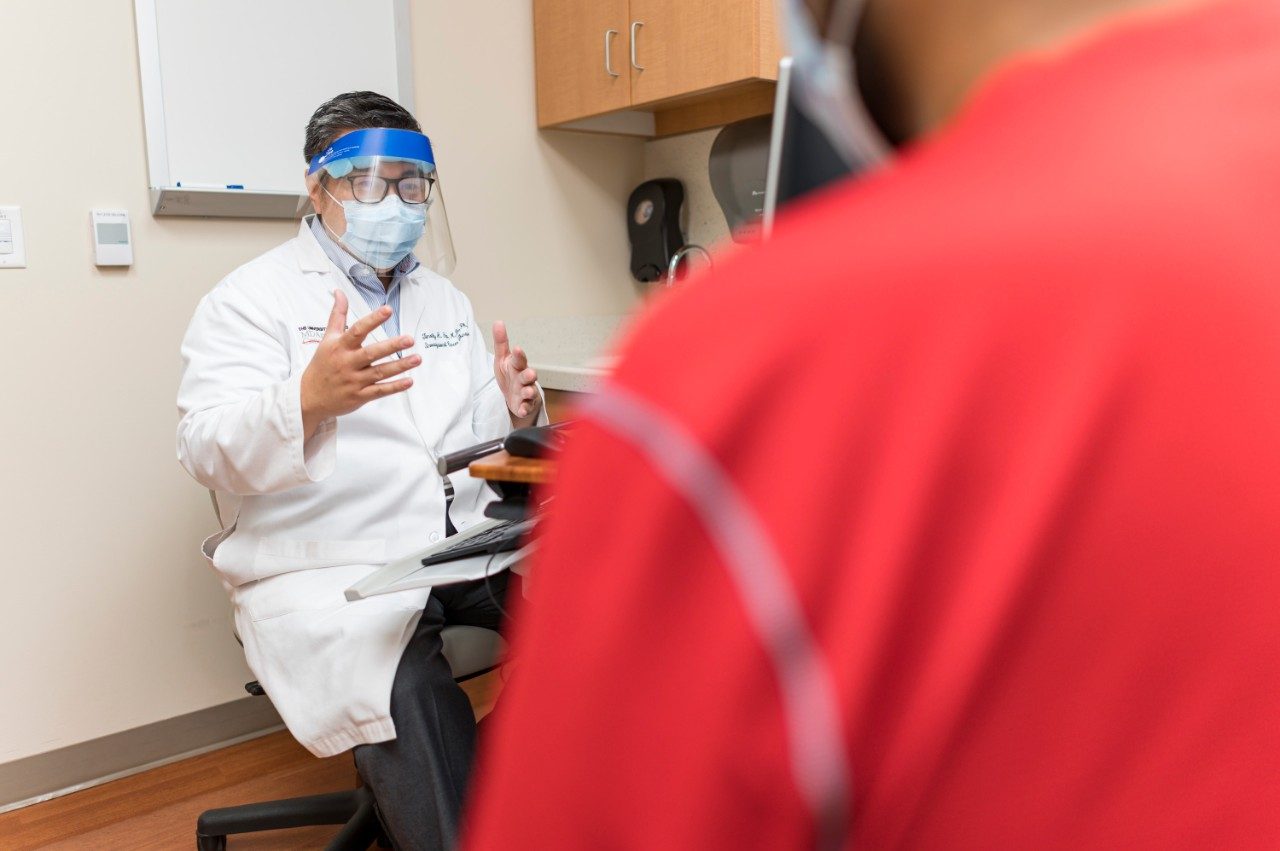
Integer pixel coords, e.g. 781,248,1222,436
195,624,506,851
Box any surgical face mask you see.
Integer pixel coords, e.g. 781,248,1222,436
325,189,427,270
782,0,891,175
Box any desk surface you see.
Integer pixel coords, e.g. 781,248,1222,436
469,450,557,485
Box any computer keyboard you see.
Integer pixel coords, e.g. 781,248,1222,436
420,518,537,567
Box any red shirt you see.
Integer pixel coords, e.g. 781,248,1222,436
466,1,1280,847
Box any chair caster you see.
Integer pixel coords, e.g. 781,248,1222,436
196,833,227,851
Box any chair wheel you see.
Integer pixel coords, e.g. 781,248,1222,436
196,834,227,851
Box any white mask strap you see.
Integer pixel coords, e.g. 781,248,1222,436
783,0,891,171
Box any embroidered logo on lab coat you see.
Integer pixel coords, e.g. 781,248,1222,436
421,322,471,349
298,325,326,345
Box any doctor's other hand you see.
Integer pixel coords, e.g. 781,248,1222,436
300,290,419,440
493,320,541,427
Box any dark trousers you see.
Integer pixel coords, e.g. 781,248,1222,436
354,570,510,851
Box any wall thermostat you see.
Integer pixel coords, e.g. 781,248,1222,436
91,209,133,266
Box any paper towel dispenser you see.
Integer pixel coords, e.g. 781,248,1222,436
709,115,773,243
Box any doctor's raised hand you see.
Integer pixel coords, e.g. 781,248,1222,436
300,289,420,439
493,320,541,427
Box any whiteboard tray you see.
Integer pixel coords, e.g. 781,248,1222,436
151,187,311,219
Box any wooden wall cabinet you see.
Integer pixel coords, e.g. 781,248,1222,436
533,0,781,137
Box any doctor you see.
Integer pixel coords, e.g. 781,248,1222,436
177,91,543,850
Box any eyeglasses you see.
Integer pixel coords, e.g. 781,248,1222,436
337,173,435,205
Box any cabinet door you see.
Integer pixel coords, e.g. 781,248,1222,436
627,0,779,107
534,0,632,126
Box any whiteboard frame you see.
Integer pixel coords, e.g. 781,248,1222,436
132,0,417,218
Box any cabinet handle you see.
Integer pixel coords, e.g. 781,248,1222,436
604,29,620,77
630,21,644,71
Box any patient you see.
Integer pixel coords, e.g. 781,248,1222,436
465,0,1280,846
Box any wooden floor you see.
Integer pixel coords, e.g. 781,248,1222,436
0,731,355,849
0,673,502,849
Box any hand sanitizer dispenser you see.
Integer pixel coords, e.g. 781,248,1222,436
627,179,685,283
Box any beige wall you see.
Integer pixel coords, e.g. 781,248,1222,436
0,0,641,767
643,128,733,250
416,1,645,322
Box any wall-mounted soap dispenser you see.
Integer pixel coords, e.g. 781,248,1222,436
627,178,685,283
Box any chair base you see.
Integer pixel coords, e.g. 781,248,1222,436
196,786,389,850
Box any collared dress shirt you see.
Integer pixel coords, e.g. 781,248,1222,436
309,215,417,340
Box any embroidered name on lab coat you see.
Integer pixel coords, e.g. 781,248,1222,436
421,322,471,349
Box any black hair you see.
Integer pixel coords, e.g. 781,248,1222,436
303,91,421,163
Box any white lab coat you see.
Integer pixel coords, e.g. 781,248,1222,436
177,220,529,756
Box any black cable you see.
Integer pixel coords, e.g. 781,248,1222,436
483,550,508,620
480,552,518,688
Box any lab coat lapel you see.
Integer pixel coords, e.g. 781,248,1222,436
296,218,388,344
399,268,431,341
400,269,454,453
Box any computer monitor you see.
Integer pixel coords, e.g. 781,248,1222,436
762,57,853,237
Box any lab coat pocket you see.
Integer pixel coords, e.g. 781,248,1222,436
254,537,387,577
235,588,425,754
200,524,236,564
239,563,372,623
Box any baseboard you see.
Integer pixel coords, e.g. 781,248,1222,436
0,696,283,812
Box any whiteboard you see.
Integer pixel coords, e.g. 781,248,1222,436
134,0,414,217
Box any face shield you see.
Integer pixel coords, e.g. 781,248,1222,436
307,127,456,276
780,0,891,175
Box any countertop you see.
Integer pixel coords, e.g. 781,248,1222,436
483,314,631,393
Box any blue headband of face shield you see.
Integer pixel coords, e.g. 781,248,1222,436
307,127,436,178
